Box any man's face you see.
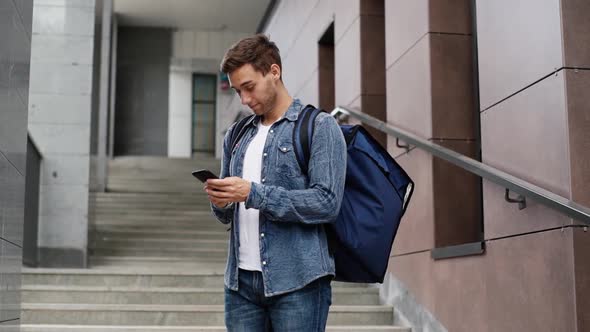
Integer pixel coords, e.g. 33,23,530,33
228,63,280,116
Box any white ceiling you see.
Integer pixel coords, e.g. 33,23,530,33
114,0,271,32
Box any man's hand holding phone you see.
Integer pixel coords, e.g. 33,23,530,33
193,172,251,209
206,177,251,207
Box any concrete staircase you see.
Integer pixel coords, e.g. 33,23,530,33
21,155,410,331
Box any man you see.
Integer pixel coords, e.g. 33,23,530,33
205,34,347,331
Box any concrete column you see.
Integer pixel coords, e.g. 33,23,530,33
0,0,33,327
28,0,96,268
96,0,112,192
107,14,117,159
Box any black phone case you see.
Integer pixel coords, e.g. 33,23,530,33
192,169,218,182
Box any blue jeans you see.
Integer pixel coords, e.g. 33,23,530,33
225,269,332,331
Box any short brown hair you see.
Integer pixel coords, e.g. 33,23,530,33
220,34,282,78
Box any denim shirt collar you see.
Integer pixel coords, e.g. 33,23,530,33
250,98,303,126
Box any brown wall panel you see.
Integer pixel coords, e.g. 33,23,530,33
574,228,590,332
360,15,386,97
432,140,481,247
429,0,471,34
360,0,383,16
318,44,335,111
430,34,475,140
361,94,387,145
360,2,386,146
561,0,590,67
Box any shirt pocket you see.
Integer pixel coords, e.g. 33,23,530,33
276,142,299,178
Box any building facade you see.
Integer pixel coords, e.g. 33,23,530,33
1,0,588,331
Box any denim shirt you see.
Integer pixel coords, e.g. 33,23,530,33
211,99,347,297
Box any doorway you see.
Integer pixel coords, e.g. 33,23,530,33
192,74,217,153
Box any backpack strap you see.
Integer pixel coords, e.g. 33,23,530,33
293,105,323,174
294,105,338,255
229,114,255,152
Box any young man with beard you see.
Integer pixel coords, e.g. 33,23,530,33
204,34,347,331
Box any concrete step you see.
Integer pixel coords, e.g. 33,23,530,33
90,218,223,228
91,213,215,222
88,257,227,269
89,201,211,211
22,268,374,289
91,196,208,207
94,209,212,216
92,212,220,220
21,285,380,305
90,219,223,229
92,196,208,203
108,155,219,167
91,207,212,215
92,197,208,203
89,247,228,258
91,212,219,220
22,268,226,288
92,192,206,201
88,256,227,267
90,238,228,250
106,181,205,187
92,193,207,201
107,173,218,179
91,213,212,221
106,169,217,175
90,226,225,234
90,222,222,232
108,162,221,171
90,214,223,223
106,185,204,194
21,304,394,326
107,179,208,185
91,203,208,211
91,229,227,238
21,325,410,332
92,229,229,241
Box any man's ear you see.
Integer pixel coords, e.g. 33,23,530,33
270,64,281,80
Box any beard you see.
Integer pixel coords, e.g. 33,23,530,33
258,82,278,116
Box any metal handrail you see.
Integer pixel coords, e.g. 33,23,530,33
331,106,590,226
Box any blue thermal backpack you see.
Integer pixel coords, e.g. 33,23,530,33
230,105,414,283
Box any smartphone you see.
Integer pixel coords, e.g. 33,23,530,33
192,169,219,183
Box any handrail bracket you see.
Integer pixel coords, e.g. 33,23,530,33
505,189,527,210
396,138,410,153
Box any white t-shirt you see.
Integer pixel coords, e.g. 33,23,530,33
237,122,271,271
